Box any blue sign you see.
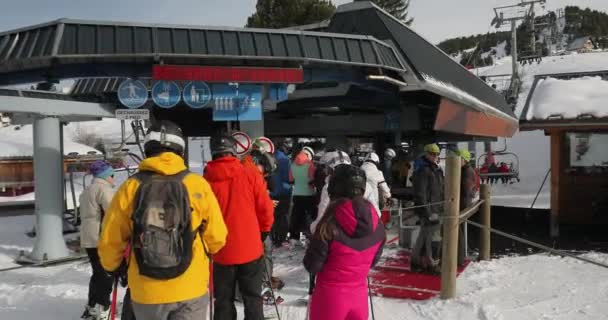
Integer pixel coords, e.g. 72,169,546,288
117,79,148,109
152,81,181,109
212,84,263,121
183,81,212,109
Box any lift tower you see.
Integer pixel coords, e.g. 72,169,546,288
491,0,546,106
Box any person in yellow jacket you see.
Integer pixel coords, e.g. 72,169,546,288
98,121,227,320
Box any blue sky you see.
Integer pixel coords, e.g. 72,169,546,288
2,0,608,43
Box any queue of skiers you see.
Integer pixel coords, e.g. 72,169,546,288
78,119,481,320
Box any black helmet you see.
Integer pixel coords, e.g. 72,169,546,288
328,164,367,199
250,149,277,176
143,120,185,156
210,134,236,156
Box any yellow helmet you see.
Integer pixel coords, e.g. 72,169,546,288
424,143,440,154
458,149,472,162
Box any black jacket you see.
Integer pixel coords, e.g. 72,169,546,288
412,156,445,218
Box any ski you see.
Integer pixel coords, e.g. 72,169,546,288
0,254,88,272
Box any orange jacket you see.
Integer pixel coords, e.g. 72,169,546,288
204,156,274,265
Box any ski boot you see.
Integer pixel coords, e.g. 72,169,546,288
270,276,285,290
81,304,110,320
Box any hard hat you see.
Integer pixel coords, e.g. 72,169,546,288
384,148,397,160
365,152,380,164
424,143,441,154
458,149,472,162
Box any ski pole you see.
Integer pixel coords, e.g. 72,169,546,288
209,260,214,320
109,276,119,320
368,277,376,320
263,257,281,320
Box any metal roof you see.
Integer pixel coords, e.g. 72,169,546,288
0,18,405,84
328,1,516,122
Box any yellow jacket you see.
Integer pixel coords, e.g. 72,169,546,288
98,152,227,304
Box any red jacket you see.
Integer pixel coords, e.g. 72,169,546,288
204,156,274,265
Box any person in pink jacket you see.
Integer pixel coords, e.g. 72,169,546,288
303,164,386,320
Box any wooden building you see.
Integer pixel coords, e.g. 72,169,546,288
520,70,608,237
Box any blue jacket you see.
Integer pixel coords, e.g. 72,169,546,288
271,150,292,199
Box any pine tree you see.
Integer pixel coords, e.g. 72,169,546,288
246,0,335,28
356,0,414,25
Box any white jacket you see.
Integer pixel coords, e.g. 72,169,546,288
361,161,392,208
311,176,380,233
79,178,114,248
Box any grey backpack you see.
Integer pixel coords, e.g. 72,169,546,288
131,170,194,279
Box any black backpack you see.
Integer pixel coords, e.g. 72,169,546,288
131,170,195,280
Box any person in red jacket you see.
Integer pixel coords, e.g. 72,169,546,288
204,134,274,320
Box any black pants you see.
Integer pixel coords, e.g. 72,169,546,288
290,196,316,240
214,258,264,320
272,195,291,247
121,289,136,320
86,248,114,308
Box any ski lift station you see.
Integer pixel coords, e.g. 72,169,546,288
520,69,608,237
0,1,518,262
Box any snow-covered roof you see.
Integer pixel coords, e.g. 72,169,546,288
525,76,608,121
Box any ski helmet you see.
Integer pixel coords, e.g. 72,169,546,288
250,149,277,175
328,164,367,199
302,146,315,160
210,134,237,156
143,120,186,156
384,148,397,160
320,150,351,169
365,152,380,165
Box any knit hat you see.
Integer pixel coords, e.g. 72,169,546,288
89,160,114,180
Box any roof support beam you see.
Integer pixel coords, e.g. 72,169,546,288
0,94,115,118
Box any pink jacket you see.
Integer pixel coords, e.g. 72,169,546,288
304,197,385,289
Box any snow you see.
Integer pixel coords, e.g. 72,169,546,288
1,214,608,319
527,76,608,121
0,125,99,158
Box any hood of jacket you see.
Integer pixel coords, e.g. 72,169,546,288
294,152,311,165
333,197,379,239
204,156,241,182
139,152,187,175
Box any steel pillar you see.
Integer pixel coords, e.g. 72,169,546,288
30,116,69,261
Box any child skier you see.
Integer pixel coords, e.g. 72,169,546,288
79,160,115,320
303,164,386,320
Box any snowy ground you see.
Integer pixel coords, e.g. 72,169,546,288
1,215,608,320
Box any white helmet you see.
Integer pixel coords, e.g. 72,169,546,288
384,148,397,160
302,146,315,160
320,150,351,169
365,152,380,164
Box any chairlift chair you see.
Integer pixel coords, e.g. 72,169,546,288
477,151,521,184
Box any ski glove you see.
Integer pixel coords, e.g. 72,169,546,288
261,232,270,242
